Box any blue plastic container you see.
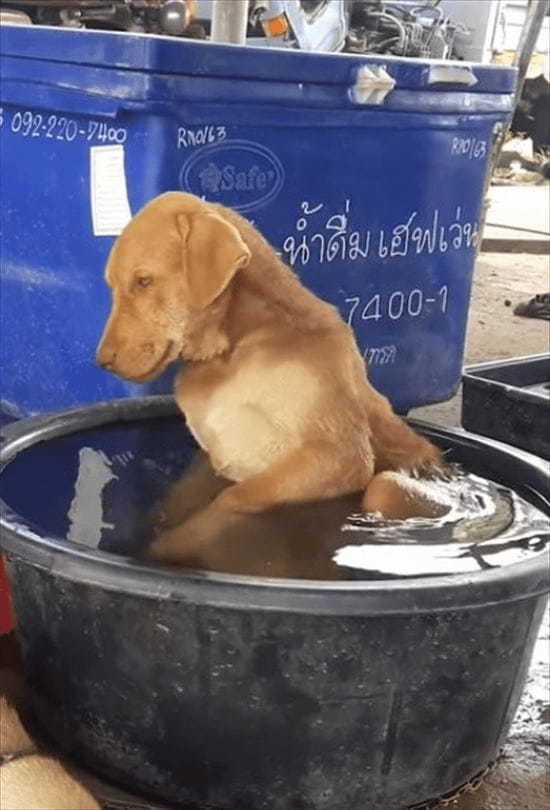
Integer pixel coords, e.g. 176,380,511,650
0,26,516,416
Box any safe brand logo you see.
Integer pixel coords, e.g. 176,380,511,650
180,140,285,213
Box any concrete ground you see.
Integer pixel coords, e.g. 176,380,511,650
411,250,550,428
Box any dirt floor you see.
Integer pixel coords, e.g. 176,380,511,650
412,250,550,428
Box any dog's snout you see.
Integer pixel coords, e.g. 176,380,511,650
96,346,117,371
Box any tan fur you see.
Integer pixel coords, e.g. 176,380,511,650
1,755,100,810
0,698,34,757
96,192,445,562
363,471,450,520
0,698,99,810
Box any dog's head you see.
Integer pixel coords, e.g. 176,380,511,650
96,193,250,382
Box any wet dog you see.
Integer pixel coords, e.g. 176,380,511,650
96,192,445,564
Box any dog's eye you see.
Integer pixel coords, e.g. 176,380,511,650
135,275,153,290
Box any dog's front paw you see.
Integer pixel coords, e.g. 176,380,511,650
144,525,196,565
149,493,194,532
144,502,236,565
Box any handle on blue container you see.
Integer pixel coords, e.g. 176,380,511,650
0,80,122,119
427,65,478,87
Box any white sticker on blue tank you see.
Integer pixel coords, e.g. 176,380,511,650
90,145,132,236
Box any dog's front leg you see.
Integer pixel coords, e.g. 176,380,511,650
151,450,229,530
147,442,372,563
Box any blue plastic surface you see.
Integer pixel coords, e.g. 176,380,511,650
0,26,517,415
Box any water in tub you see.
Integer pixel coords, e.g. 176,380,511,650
65,445,549,580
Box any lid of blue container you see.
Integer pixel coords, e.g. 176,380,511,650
0,25,516,94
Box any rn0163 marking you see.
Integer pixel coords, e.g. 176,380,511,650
451,136,487,160
177,125,227,149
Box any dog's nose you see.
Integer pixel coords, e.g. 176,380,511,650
96,349,117,371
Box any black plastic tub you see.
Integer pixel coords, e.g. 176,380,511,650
0,397,549,810
462,353,550,460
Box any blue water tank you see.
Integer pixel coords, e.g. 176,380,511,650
0,26,516,416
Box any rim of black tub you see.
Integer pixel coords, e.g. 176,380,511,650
0,396,548,616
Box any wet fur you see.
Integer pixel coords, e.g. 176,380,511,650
96,192,445,563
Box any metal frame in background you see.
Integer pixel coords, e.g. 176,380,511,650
474,0,548,249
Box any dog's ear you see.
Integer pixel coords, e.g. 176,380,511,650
177,211,251,309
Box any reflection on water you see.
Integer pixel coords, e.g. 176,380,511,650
66,448,549,581
67,448,116,547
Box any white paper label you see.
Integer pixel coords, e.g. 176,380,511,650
90,144,132,236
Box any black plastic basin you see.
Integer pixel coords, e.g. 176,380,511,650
462,353,550,460
0,397,549,810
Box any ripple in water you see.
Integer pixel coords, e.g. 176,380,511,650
335,471,550,579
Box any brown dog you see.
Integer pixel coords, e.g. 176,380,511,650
96,192,445,563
